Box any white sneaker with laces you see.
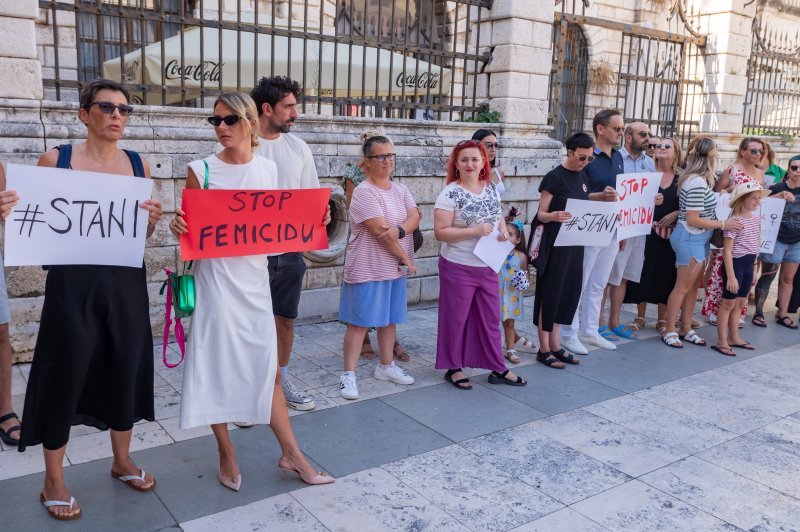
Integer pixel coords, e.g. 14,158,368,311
374,362,415,385
579,334,617,351
561,336,589,355
283,380,316,411
340,373,358,400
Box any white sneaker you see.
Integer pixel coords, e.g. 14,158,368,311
374,362,415,385
233,421,254,428
283,380,316,411
579,334,617,351
738,317,744,329
340,373,358,400
561,336,589,355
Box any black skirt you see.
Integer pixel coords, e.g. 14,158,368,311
533,244,583,332
18,265,154,452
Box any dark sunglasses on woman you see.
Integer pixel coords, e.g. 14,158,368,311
749,148,765,155
790,165,800,172
207,115,242,127
654,143,672,149
85,101,134,116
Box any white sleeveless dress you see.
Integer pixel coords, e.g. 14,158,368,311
180,154,279,428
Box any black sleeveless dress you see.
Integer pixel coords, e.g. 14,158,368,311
18,145,154,452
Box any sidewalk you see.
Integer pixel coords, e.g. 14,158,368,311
1,298,800,531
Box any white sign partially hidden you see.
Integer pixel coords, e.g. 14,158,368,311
4,164,154,267
616,172,661,240
554,198,619,247
473,229,515,272
760,197,785,254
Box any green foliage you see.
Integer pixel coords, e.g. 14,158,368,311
462,105,502,123
743,128,797,143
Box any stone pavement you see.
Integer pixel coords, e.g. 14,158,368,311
2,298,800,531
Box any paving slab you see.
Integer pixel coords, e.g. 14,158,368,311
510,508,609,532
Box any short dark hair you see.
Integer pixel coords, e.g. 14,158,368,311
250,76,302,115
79,79,130,109
565,132,595,151
592,109,622,135
471,128,497,142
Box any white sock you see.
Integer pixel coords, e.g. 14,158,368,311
343,370,355,377
380,363,392,370
280,366,288,380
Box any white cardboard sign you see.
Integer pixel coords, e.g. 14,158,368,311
615,172,662,240
554,198,619,247
759,197,785,254
4,164,154,267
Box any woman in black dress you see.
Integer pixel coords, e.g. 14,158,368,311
0,79,162,521
627,138,682,332
533,132,601,369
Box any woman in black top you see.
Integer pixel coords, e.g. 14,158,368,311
534,132,613,369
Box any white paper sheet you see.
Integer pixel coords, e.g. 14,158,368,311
4,164,154,267
553,198,618,247
473,229,515,272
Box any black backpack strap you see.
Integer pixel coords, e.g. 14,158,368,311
123,149,145,178
55,144,72,169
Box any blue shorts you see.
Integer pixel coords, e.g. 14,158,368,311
0,253,8,324
670,223,712,266
759,240,800,264
339,277,407,328
721,254,757,299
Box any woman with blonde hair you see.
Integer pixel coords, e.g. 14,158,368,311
662,137,743,348
171,91,333,491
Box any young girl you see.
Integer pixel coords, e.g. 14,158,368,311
499,211,537,363
713,179,769,356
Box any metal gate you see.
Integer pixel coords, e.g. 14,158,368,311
549,1,706,148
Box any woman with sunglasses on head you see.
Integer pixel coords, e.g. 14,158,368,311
338,133,418,400
170,92,333,491
752,155,800,328
434,140,526,389
472,129,506,197
0,79,162,520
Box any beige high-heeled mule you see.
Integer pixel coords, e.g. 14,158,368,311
218,470,242,492
277,458,335,485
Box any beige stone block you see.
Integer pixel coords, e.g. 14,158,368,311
700,112,744,135
9,295,42,362
144,246,176,283
490,17,533,46
486,45,551,76
0,57,41,99
146,155,174,179
297,285,341,320
0,0,38,19
394,176,446,204
420,276,439,302
491,97,548,126
531,21,554,50
488,71,529,99
6,266,46,297
490,0,554,24
414,229,440,259
706,32,752,57
528,74,550,100
703,73,748,98
302,264,342,290
152,178,176,212
0,18,36,58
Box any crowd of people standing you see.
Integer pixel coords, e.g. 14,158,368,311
0,77,799,521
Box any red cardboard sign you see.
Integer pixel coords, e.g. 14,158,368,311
179,188,330,260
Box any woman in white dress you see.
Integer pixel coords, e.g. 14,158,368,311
170,92,333,491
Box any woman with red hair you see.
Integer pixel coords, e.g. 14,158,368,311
433,140,526,390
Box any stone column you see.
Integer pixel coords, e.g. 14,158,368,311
481,0,554,127
0,0,42,99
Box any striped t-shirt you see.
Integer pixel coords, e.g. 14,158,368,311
723,214,761,257
344,180,417,284
679,175,717,234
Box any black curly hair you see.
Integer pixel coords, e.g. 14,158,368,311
250,76,302,115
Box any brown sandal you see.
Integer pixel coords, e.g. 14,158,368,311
360,336,376,360
393,341,411,362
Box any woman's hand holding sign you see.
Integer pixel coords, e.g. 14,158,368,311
0,190,20,220
170,207,188,237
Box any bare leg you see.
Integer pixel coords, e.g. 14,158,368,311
777,262,799,317
608,281,627,329
665,260,704,336
679,286,698,335
0,324,17,441
657,303,667,322
375,324,396,366
42,446,80,518
503,320,516,350
211,423,239,483
728,298,749,346
716,298,735,349
274,315,295,369
637,302,647,321
537,312,553,352
269,373,322,477
110,429,155,488
599,286,609,327
343,324,367,372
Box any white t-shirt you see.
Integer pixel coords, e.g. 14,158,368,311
253,133,319,190
434,181,502,267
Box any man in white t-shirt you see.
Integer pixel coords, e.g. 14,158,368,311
248,76,331,412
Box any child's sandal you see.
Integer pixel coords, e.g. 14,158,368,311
505,349,521,364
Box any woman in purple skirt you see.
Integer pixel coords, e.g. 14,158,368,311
433,140,527,390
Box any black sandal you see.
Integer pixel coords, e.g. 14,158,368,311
444,369,472,390
0,412,21,446
551,348,580,365
775,314,798,329
751,314,767,328
536,351,566,369
488,370,527,386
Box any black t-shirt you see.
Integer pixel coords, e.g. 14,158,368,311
770,181,800,244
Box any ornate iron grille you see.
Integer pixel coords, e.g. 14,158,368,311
38,0,493,120
548,20,589,142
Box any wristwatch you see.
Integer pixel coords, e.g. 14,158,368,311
397,226,406,239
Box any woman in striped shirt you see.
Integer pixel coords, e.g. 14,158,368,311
662,137,743,348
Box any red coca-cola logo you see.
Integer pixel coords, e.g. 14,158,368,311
395,71,440,90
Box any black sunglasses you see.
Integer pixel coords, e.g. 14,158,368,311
483,142,500,149
456,140,482,148
749,148,765,155
574,154,596,163
636,131,650,138
207,115,242,127
790,165,800,171
654,143,672,149
86,101,134,116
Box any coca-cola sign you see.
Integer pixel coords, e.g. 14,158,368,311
164,60,224,83
395,71,440,90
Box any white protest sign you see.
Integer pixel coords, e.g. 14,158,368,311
473,229,515,272
759,197,785,254
554,198,619,247
615,172,661,240
4,164,154,267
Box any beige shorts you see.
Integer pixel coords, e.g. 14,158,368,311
608,234,646,285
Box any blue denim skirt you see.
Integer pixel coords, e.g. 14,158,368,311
670,222,712,266
339,277,407,328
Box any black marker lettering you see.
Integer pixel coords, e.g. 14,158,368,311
48,198,72,234
278,191,292,210
229,192,246,212
199,225,213,250
215,224,228,247
107,199,126,236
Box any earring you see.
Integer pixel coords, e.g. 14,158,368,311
479,168,486,177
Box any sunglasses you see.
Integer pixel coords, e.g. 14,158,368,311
574,154,596,163
790,165,800,171
86,101,134,116
611,126,624,133
366,153,396,163
636,131,651,138
207,115,242,127
748,149,765,155
483,142,500,149
652,143,672,149
456,140,482,147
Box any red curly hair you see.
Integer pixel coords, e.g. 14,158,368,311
446,140,492,184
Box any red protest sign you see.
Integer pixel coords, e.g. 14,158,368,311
179,188,330,260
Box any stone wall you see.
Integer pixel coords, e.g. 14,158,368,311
0,97,561,362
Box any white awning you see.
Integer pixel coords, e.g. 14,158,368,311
103,26,450,105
